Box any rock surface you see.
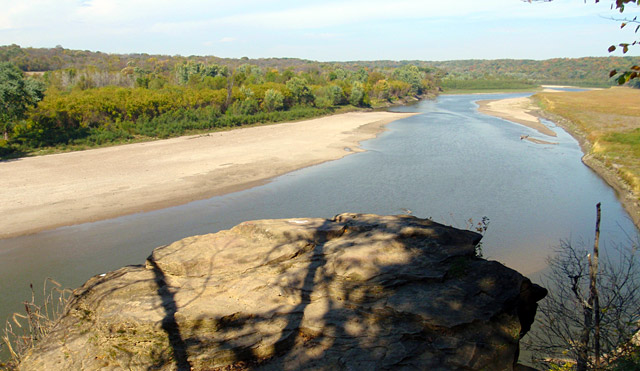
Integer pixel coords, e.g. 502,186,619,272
19,213,547,370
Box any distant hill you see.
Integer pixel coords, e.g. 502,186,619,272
428,57,640,87
0,44,333,73
3,44,638,87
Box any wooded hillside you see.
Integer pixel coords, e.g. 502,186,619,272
0,45,440,158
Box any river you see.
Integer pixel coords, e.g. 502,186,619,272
0,92,637,333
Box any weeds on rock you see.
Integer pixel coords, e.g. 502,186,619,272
1,278,72,368
466,216,490,258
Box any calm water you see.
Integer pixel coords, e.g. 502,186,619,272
0,93,637,329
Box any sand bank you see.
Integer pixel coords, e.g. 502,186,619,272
476,97,556,137
524,137,557,145
0,112,417,238
477,94,639,228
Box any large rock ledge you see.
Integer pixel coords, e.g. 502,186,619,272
19,213,547,370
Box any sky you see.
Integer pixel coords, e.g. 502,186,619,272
1,0,639,61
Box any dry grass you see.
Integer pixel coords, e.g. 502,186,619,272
0,278,72,369
534,87,640,198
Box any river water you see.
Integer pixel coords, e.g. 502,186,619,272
0,93,637,331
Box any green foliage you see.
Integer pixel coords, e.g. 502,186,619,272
328,68,347,81
326,84,346,105
603,128,640,158
262,89,284,112
0,62,45,138
392,65,427,95
175,61,228,85
286,77,315,105
547,361,575,371
604,128,640,147
0,46,444,158
230,98,259,116
1,104,332,157
372,79,391,100
349,81,365,106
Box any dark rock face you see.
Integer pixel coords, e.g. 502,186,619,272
19,213,547,370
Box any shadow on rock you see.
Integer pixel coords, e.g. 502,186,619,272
17,213,547,371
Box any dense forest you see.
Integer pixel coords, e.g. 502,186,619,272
0,45,440,158
1,44,639,158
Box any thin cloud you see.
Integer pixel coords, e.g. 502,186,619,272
184,0,617,30
0,0,636,60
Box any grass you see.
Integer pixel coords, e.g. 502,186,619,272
533,87,640,199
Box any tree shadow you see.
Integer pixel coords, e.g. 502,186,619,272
30,215,545,370
147,257,192,371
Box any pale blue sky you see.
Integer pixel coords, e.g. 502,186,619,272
1,0,638,61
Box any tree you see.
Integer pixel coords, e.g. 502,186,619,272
392,65,426,95
349,81,365,106
0,62,45,140
372,79,391,101
262,88,284,112
327,84,346,105
285,77,314,105
526,204,640,370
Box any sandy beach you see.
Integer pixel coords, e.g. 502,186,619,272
0,111,417,239
477,92,640,228
476,97,557,137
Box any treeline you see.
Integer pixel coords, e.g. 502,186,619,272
440,76,537,91
5,44,639,87
0,46,441,158
0,44,318,73
430,57,640,88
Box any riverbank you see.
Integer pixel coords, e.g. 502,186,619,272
534,109,640,230
477,90,640,229
0,111,417,239
476,97,557,137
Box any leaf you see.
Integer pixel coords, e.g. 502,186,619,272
621,22,627,29
618,75,627,85
609,45,617,53
619,43,630,53
631,65,640,71
610,69,618,77
630,72,638,80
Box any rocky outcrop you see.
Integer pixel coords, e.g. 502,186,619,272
19,213,547,370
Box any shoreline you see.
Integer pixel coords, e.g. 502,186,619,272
535,109,640,229
476,97,557,137
0,111,418,239
477,95,640,229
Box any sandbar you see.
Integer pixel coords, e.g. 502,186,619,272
476,97,557,137
0,111,417,239
524,137,557,145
